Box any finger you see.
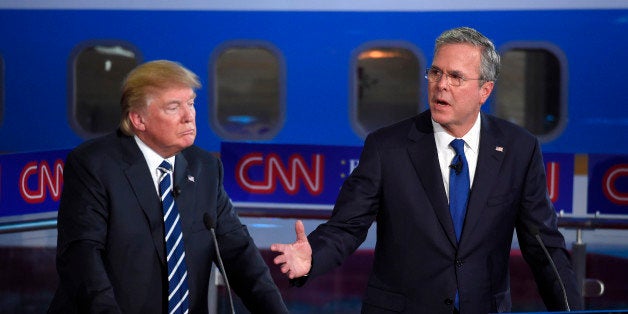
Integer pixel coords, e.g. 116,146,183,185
273,255,286,265
280,264,290,274
270,244,280,252
270,243,288,253
295,220,307,242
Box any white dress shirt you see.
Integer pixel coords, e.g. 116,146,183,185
432,114,481,201
134,136,176,195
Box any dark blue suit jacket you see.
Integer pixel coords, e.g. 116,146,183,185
49,130,287,314
307,111,582,313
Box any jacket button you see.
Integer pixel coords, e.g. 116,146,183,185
456,259,464,268
444,298,453,305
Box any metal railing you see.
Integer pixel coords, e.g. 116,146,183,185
556,216,628,304
2,215,627,234
558,216,628,230
1,214,627,306
0,218,57,234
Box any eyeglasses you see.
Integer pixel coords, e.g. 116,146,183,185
425,68,484,87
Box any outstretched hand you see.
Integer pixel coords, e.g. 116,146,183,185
270,220,312,279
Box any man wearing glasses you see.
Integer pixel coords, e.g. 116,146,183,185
271,27,582,313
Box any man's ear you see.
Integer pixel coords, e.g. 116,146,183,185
479,80,494,104
129,111,146,132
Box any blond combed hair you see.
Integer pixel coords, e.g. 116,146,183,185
119,60,201,136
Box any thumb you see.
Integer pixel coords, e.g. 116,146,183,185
295,220,307,242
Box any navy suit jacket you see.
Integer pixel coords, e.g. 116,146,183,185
306,111,582,313
49,130,287,314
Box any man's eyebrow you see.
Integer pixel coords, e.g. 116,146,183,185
448,69,465,77
164,93,196,105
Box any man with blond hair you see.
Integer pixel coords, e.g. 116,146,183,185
50,60,287,314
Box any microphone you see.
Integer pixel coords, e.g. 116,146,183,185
529,226,570,311
173,186,182,198
203,213,235,314
449,156,463,174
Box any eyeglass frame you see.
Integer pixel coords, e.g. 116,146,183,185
424,67,486,87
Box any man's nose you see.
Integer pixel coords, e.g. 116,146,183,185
181,105,195,121
436,73,449,89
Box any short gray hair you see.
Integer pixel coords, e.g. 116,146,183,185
434,27,500,83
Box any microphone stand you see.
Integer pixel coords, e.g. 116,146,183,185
205,214,236,314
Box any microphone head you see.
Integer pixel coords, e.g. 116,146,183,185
528,225,540,236
203,213,216,230
173,186,182,197
449,159,463,174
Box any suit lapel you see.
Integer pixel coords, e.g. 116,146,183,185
173,153,196,232
407,113,458,248
459,114,506,243
120,135,167,265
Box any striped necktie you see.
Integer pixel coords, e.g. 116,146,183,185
158,160,190,314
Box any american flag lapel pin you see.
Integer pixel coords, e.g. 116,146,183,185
495,146,504,152
188,175,195,182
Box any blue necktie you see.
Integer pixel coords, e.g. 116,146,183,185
449,139,469,242
449,139,469,311
158,160,190,314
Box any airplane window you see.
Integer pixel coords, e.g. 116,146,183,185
70,42,140,138
352,46,422,138
211,44,284,140
495,47,565,141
